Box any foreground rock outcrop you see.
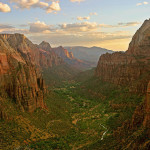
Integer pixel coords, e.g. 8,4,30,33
0,34,48,113
96,19,150,149
96,19,150,94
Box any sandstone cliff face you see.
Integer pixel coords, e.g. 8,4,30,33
144,81,150,128
38,41,51,51
96,19,150,148
1,34,63,68
113,85,150,149
0,34,46,113
96,19,150,94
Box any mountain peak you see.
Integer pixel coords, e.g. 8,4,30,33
0,33,26,41
128,18,150,54
39,41,51,51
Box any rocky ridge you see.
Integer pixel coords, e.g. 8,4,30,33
95,19,150,149
0,34,46,113
96,19,150,94
0,34,60,113
52,46,94,70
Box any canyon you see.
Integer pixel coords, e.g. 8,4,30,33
0,19,150,150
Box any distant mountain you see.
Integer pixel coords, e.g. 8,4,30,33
65,46,114,64
52,46,95,70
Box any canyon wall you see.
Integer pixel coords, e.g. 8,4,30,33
0,34,50,113
96,19,150,148
96,19,150,93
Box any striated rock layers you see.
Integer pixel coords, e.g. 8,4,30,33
0,34,64,113
96,19,150,94
96,19,150,148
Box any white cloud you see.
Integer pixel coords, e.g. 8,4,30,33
137,3,142,6
10,0,39,9
46,1,61,13
0,24,29,34
70,0,85,3
77,16,90,21
0,20,140,35
59,22,99,33
34,2,49,8
0,21,136,50
143,1,148,4
136,1,148,6
28,30,132,50
100,22,141,28
0,2,11,12
77,12,98,21
9,0,61,13
29,21,51,33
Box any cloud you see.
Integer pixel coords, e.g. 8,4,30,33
10,0,39,9
70,0,85,3
0,20,140,36
29,21,51,33
77,12,98,21
143,1,148,4
0,24,14,29
9,0,61,13
77,16,90,21
0,2,11,12
118,22,141,27
34,1,49,8
0,23,28,34
0,21,50,34
46,1,61,13
59,22,99,33
136,1,148,6
100,22,141,28
28,30,132,51
0,20,139,51
89,12,98,16
137,3,142,6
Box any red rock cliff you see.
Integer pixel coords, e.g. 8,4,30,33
96,19,150,143
95,19,150,94
0,34,46,112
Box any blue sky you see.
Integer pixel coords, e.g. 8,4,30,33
0,0,150,50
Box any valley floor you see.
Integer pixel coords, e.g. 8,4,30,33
0,77,143,150
29,81,114,150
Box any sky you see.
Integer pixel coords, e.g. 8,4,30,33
0,0,150,51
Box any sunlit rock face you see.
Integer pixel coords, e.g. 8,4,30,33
38,41,52,51
95,19,150,94
96,19,150,149
0,34,47,112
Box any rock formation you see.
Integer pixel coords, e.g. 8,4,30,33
95,19,150,94
65,46,114,64
144,81,150,129
0,34,48,113
95,19,150,149
52,46,94,70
